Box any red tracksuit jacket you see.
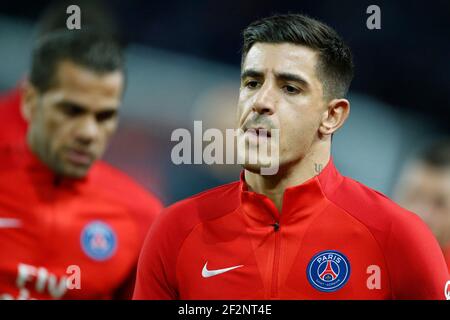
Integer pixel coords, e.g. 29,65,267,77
133,160,449,300
0,142,162,299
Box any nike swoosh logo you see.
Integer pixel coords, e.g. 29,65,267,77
201,261,243,278
0,218,21,228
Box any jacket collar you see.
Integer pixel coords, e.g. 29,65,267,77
239,159,343,226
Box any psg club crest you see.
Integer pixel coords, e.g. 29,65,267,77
81,221,117,261
307,250,350,292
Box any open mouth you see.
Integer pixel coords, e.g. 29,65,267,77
245,127,272,138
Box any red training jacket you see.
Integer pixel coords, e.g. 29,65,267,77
0,141,162,299
134,160,449,300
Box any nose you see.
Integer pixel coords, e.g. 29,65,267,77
252,82,276,115
75,115,99,145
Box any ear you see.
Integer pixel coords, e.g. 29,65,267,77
319,98,350,137
21,80,39,124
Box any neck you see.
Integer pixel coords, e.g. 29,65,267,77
27,131,46,166
244,139,331,212
27,131,60,177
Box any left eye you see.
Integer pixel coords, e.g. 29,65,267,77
61,104,84,117
96,110,116,122
283,85,300,94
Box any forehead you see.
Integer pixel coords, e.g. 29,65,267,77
243,43,319,78
48,60,124,109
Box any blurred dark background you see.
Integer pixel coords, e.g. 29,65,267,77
3,0,449,118
1,0,449,205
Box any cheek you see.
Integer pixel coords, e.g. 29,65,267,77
43,114,71,149
236,97,249,124
279,109,317,145
99,121,118,144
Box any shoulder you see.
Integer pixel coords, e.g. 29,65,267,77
321,175,428,241
89,161,163,226
151,181,241,239
0,143,27,171
91,161,160,202
0,87,21,108
137,180,241,288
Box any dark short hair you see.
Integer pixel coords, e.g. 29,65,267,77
417,139,450,169
242,14,354,100
29,30,125,93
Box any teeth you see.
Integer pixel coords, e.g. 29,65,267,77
245,127,271,137
257,129,270,137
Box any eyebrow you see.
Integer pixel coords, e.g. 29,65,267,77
59,100,117,115
241,69,310,88
274,72,309,88
241,69,264,80
58,101,87,112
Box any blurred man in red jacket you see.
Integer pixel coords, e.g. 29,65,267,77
0,0,119,146
0,30,162,300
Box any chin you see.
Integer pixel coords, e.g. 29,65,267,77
242,159,280,176
65,171,88,179
237,139,281,175
242,163,262,174
61,165,90,179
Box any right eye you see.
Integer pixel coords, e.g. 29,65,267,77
59,103,85,117
245,80,260,89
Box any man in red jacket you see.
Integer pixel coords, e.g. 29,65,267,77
133,14,449,300
0,30,162,299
